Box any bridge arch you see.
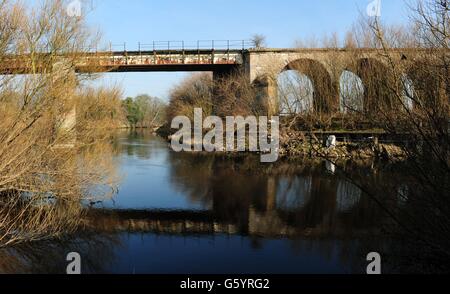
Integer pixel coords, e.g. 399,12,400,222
277,70,314,114
351,57,396,114
401,73,415,110
343,57,424,114
406,59,444,110
280,58,338,114
339,70,364,113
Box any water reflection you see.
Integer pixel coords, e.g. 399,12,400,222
163,150,385,238
0,233,120,274
0,130,403,274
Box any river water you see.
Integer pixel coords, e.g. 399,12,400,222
1,130,397,274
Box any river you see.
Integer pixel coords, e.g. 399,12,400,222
1,130,399,274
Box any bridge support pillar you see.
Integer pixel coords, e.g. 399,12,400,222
59,107,77,132
265,176,277,211
53,60,77,146
253,75,278,117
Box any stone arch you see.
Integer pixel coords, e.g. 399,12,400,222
345,57,396,114
406,59,444,110
400,73,415,110
282,58,338,113
277,70,314,114
253,74,279,116
339,70,364,113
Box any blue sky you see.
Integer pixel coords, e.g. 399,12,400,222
80,0,412,100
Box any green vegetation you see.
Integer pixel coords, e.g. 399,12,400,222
122,94,167,128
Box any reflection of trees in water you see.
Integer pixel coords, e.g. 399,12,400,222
209,160,269,231
1,158,418,273
0,138,120,247
2,132,431,273
276,172,342,232
168,152,216,207
165,145,414,241
167,154,268,229
0,232,121,274
276,176,312,210
336,180,362,212
366,161,450,273
166,152,390,238
276,174,364,214
317,160,450,273
120,132,434,272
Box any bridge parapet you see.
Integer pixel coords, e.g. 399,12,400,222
0,49,245,74
243,48,442,115
82,50,245,67
1,45,445,116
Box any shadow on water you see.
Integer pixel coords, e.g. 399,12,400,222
0,130,411,274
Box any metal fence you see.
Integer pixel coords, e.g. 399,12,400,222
1,41,251,72
74,40,252,67
102,40,253,52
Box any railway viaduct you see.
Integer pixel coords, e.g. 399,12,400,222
0,41,440,116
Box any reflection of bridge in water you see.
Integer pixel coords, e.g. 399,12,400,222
101,134,399,239
86,173,385,238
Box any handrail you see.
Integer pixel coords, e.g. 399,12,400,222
102,40,253,53
0,40,253,69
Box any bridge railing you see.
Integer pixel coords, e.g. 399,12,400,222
78,40,252,67
83,40,253,53
0,41,252,72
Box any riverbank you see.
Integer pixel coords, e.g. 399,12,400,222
279,130,406,161
0,131,436,273
157,126,407,161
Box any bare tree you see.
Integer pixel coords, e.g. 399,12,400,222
167,73,213,122
0,0,120,247
213,70,263,117
304,0,450,272
251,34,267,49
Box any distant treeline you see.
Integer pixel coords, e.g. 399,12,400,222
122,94,167,128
